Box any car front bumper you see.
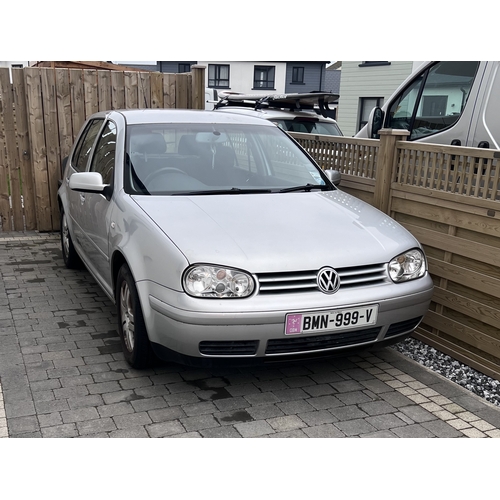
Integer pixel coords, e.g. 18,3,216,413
137,276,434,361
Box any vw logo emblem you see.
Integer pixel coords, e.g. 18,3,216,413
317,267,340,294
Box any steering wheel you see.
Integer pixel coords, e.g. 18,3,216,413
143,167,188,185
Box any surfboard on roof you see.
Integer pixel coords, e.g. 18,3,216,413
215,92,339,111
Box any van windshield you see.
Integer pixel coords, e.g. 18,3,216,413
387,61,480,140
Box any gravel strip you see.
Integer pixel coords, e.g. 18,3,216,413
393,338,500,407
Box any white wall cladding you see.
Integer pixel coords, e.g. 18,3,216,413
337,61,413,137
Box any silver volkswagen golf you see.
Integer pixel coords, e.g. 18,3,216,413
58,109,434,368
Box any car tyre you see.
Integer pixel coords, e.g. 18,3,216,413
60,209,82,269
116,264,156,369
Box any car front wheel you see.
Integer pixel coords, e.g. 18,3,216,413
60,209,82,269
116,264,155,368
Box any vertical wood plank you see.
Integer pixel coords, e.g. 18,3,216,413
186,73,192,109
1,70,24,230
69,69,85,142
0,68,12,230
124,71,138,109
55,68,74,169
25,68,52,231
163,74,176,108
150,72,163,108
97,70,111,111
176,73,188,109
40,68,61,230
482,158,492,200
12,68,36,230
491,159,500,201
138,72,151,108
111,71,125,110
83,69,98,118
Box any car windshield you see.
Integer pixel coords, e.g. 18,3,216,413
124,123,332,195
273,119,342,136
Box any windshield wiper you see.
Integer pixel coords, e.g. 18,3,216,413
279,184,331,193
173,187,273,196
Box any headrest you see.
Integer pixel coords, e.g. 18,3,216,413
131,133,166,155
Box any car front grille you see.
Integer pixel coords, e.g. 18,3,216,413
265,327,382,354
256,263,388,295
199,340,259,356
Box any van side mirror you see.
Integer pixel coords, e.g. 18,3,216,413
324,169,341,186
369,107,384,139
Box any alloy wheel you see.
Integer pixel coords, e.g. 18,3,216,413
62,214,70,258
120,281,135,352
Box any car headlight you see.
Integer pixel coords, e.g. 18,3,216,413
183,265,255,298
388,249,427,282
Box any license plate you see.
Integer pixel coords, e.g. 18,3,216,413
285,305,379,335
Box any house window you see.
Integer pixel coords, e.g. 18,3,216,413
208,64,230,88
178,63,191,73
358,97,383,131
291,67,304,84
253,66,275,89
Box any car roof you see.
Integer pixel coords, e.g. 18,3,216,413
89,108,278,127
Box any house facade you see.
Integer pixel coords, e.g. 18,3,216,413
336,61,415,137
117,61,330,95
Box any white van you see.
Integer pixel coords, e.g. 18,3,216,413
205,88,219,110
357,61,500,150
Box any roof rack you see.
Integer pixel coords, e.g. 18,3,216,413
214,92,339,118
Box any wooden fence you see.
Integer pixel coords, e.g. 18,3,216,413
0,65,205,232
291,129,500,381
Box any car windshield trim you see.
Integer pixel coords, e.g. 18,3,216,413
171,188,274,196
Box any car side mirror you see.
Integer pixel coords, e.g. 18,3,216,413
69,172,112,200
368,107,384,139
324,169,341,186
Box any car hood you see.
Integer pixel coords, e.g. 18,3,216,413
132,190,418,272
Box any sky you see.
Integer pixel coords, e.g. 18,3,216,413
1,2,493,62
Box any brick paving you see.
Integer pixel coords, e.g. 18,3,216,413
1,232,500,438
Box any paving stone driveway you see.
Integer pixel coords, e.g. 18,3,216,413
1,233,500,438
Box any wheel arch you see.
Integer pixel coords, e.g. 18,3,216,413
111,250,129,300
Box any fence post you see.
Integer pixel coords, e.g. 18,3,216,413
190,65,205,110
373,128,409,214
